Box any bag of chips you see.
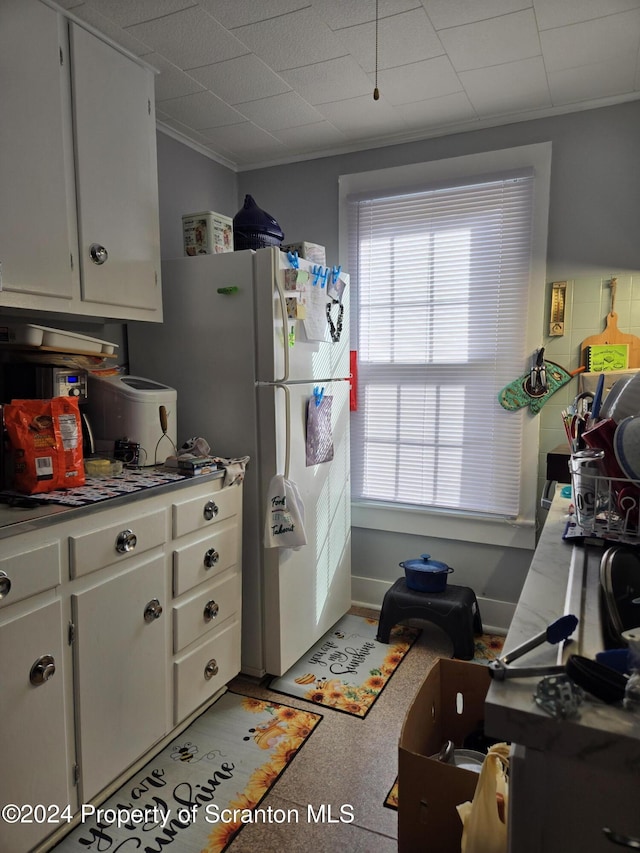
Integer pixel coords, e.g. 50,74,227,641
4,397,85,494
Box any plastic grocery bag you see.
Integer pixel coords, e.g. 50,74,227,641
457,742,510,853
264,473,307,549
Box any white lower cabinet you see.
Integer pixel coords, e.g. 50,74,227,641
0,600,74,853
0,476,242,853
72,555,169,803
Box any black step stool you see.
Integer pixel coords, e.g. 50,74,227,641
376,578,483,660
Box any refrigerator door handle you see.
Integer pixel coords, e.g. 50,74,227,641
274,262,290,383
273,382,291,479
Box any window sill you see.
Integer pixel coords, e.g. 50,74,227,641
351,501,537,550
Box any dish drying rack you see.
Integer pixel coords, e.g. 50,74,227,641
567,469,640,545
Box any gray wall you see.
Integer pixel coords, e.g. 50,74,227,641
151,101,640,630
156,132,237,260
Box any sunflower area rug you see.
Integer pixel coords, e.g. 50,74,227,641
268,613,420,718
383,632,505,811
53,691,321,853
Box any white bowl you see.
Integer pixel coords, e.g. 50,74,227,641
600,373,640,423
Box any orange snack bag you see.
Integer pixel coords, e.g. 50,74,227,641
4,397,85,494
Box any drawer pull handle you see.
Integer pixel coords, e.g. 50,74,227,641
204,600,219,622
204,658,219,680
30,654,56,686
204,549,219,569
0,571,12,599
144,598,163,623
203,501,219,521
116,529,137,553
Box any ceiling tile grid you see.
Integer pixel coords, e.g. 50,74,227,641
56,0,640,169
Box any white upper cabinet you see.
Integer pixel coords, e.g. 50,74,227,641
0,0,162,321
0,0,79,304
70,23,161,315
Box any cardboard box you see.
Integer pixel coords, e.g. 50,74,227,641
281,241,326,266
182,211,233,255
398,658,491,853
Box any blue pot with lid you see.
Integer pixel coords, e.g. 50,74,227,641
400,553,454,593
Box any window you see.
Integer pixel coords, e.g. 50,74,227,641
339,145,551,547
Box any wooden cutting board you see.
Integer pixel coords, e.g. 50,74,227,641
580,278,640,368
580,312,640,369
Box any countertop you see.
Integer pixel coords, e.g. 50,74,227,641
485,486,640,776
0,466,225,540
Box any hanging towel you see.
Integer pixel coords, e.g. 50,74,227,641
264,473,307,549
213,455,250,486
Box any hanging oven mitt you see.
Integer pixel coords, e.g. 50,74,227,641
264,473,307,549
498,356,582,415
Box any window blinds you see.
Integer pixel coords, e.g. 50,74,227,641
348,172,535,518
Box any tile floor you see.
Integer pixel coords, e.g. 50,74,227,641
225,610,454,852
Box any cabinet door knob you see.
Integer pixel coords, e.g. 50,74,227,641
203,600,219,622
0,571,11,599
204,658,219,680
116,529,137,553
143,598,163,623
30,654,56,685
89,243,108,265
204,548,219,568
203,501,219,521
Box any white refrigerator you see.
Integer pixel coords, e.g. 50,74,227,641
128,247,351,677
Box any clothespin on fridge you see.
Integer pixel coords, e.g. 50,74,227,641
331,265,341,284
311,265,329,288
313,386,325,407
287,250,299,269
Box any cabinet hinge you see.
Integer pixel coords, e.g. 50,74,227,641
73,764,80,786
148,99,151,115
68,621,75,645
70,252,74,272
59,47,64,66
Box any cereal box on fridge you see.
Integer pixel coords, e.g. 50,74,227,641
182,211,234,255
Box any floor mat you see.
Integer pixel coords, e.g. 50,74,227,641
269,613,420,718
52,691,321,853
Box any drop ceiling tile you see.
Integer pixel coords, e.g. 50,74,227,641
155,109,214,145
336,8,444,73
548,53,638,104
421,0,532,30
201,0,311,29
231,7,344,71
280,56,373,104
236,92,324,131
148,53,205,101
158,91,245,130
66,4,155,56
126,6,247,69
315,94,407,139
541,10,640,73
83,0,197,28
459,57,551,116
190,54,290,104
439,9,541,71
314,0,422,30
271,120,347,150
394,90,477,129
533,0,640,31
375,55,463,106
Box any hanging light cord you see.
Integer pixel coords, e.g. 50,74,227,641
373,0,380,100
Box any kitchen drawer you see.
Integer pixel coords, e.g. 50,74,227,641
172,484,240,539
174,616,241,724
0,540,61,609
173,569,241,652
69,508,166,578
172,519,239,597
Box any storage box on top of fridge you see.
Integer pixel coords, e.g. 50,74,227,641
182,211,233,255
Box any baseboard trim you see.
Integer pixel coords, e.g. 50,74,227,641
351,575,515,635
